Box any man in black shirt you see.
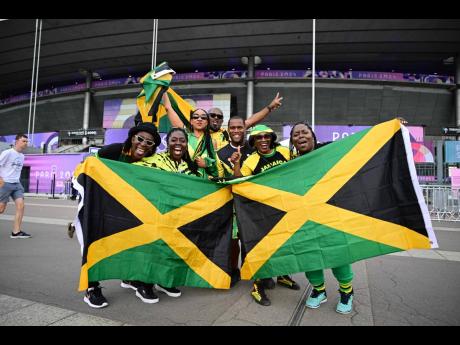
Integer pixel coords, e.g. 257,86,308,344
214,116,254,288
217,116,254,178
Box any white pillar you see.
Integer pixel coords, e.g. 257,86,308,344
246,56,255,119
82,72,91,145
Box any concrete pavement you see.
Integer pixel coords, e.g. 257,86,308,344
1,197,459,326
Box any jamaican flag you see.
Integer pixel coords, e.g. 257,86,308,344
73,157,233,291
232,119,437,280
136,62,193,132
73,119,436,290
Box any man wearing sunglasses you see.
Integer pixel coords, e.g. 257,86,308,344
208,92,283,151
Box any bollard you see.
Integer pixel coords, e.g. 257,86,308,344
50,174,57,199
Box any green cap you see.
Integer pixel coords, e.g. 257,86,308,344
249,124,274,136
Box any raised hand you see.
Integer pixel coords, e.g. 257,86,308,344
268,92,283,111
228,146,242,165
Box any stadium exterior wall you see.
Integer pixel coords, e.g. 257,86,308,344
0,79,454,137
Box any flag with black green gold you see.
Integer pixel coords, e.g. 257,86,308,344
232,119,438,280
73,156,233,291
73,119,437,290
136,62,194,132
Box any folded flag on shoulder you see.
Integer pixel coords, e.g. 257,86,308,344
136,62,193,132
73,119,437,290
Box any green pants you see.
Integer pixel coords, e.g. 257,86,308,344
305,264,353,286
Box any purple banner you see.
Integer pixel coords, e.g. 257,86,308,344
256,70,307,78
25,153,88,193
352,71,404,81
282,124,433,164
282,125,369,142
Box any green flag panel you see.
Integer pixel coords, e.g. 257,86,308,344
253,220,402,280
88,239,212,289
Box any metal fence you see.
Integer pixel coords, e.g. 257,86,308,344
420,185,460,221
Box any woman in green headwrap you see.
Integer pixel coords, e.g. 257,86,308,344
162,93,218,179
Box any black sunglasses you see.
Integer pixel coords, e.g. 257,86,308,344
254,134,272,141
191,115,208,120
209,113,224,119
134,134,155,146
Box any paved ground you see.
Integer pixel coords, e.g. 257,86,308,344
0,196,459,326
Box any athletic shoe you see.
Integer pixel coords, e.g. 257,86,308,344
10,231,32,239
120,280,140,291
277,275,300,290
262,277,275,289
67,223,75,239
84,286,108,308
155,284,181,297
251,281,271,306
306,289,327,309
336,289,354,314
135,283,159,304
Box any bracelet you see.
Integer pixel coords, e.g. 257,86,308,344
266,105,273,112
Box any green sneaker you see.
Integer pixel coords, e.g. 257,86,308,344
336,289,354,314
306,288,327,308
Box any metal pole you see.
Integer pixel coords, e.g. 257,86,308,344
455,55,460,128
312,19,316,130
246,56,255,119
151,19,158,70
31,19,42,146
27,19,39,140
436,140,444,183
82,72,92,145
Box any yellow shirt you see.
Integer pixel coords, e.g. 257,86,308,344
240,146,290,176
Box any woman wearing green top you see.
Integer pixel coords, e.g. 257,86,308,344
135,127,199,176
162,93,218,178
134,127,199,299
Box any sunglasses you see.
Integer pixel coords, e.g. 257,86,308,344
254,134,272,141
134,134,155,147
209,113,224,119
191,115,208,120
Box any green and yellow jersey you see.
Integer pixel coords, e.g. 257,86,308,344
134,152,197,176
240,145,290,176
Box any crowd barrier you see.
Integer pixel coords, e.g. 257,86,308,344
420,185,460,221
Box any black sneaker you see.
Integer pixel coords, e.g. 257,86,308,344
136,283,159,304
251,281,271,306
277,275,300,290
120,280,141,291
10,231,31,239
84,286,108,308
155,284,181,297
262,277,275,289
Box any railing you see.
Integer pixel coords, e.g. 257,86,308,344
420,185,460,221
